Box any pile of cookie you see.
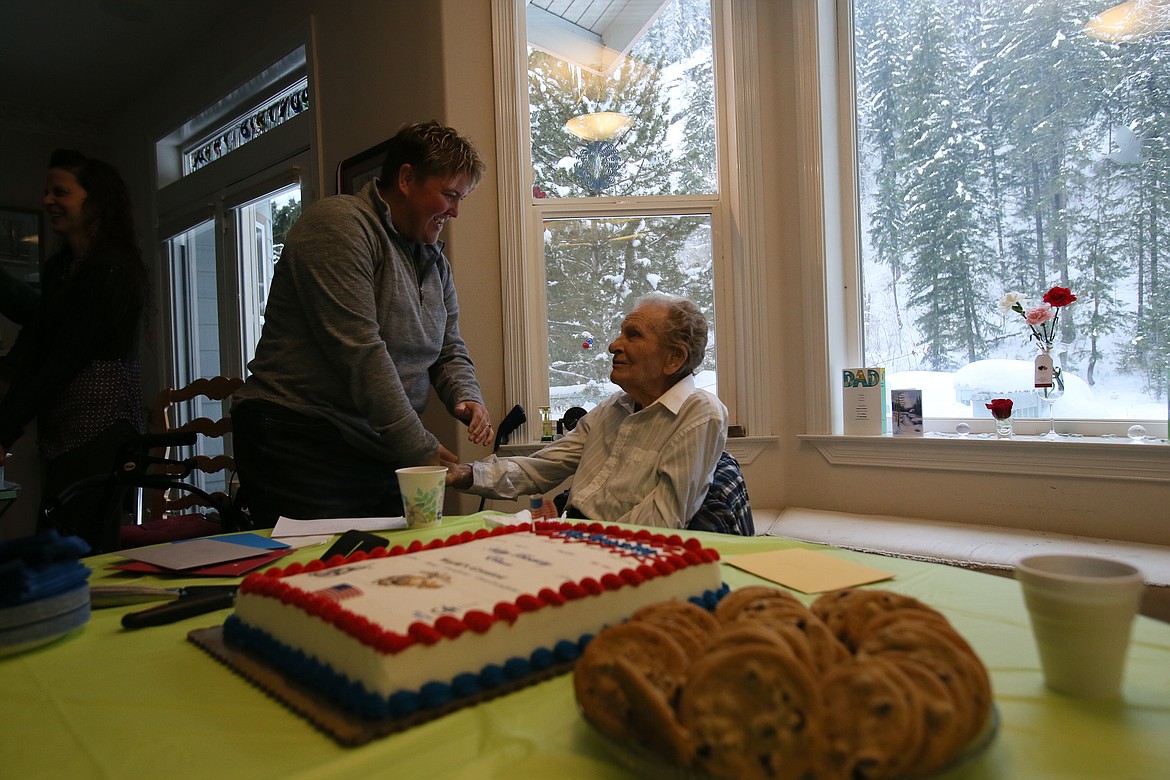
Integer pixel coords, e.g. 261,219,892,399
574,586,993,780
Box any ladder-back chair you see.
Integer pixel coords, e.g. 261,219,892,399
118,376,248,548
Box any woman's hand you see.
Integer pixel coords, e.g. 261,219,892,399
437,443,459,467
453,401,493,447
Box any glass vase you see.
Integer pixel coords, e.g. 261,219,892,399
994,417,1014,438
1033,344,1065,440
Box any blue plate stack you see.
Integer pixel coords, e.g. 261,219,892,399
0,531,91,657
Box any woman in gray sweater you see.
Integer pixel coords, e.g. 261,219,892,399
232,122,493,526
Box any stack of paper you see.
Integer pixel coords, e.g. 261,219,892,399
114,534,292,576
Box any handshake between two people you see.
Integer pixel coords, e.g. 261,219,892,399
422,400,490,490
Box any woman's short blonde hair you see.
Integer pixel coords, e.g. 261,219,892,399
378,121,485,187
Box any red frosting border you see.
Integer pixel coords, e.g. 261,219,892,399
238,521,721,656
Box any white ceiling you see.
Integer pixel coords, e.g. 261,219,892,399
527,0,669,73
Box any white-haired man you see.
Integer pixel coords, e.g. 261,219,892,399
448,292,730,529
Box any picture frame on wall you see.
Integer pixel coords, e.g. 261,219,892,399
336,138,394,195
0,207,43,288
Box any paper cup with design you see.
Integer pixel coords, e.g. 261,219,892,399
1016,554,1145,699
396,466,447,528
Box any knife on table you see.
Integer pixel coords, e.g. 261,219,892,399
90,584,234,608
119,586,239,630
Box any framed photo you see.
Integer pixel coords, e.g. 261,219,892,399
0,207,43,287
336,138,394,195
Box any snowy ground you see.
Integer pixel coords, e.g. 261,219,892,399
552,366,1166,422
889,362,1166,420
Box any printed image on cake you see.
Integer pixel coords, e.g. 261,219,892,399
223,521,727,721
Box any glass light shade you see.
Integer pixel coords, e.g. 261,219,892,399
1085,0,1170,41
564,111,633,141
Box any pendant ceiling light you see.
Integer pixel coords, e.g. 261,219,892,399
1085,0,1170,41
563,111,633,142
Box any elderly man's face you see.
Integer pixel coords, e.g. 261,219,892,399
608,303,680,406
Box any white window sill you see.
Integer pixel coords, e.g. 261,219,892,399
801,433,1170,483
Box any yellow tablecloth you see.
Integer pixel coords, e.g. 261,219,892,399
3,514,1169,779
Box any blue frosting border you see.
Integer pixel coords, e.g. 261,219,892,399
223,583,729,719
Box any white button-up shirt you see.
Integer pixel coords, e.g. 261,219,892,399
469,375,728,528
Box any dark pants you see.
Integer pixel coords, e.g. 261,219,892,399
231,400,403,528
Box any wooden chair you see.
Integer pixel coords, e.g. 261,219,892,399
118,376,249,548
143,376,243,521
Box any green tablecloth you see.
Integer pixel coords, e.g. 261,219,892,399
3,514,1169,779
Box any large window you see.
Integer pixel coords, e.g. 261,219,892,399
183,80,309,175
156,43,313,384
542,213,717,409
237,185,301,369
527,0,721,415
851,0,1169,430
154,39,315,490
162,184,301,389
160,184,300,496
495,0,779,440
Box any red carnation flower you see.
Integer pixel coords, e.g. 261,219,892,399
1042,286,1077,308
985,398,1014,420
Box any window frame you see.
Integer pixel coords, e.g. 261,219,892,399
491,0,775,462
153,31,317,394
795,0,1168,481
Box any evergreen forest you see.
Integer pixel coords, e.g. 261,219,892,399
856,0,1168,406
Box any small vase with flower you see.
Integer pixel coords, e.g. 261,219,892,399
986,398,1014,438
998,286,1077,440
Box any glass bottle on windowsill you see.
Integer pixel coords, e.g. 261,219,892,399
539,406,554,441
1034,344,1064,440
994,416,1014,439
985,399,1014,439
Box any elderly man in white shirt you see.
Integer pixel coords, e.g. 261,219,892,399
446,292,727,529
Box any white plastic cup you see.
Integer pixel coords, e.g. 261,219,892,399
395,466,448,528
1016,554,1145,699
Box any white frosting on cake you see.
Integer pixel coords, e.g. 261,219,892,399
231,525,723,704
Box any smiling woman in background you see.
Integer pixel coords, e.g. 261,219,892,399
0,149,148,553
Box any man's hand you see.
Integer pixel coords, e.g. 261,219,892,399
453,401,493,447
446,463,474,490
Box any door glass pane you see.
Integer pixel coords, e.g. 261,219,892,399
527,0,716,199
164,220,224,495
236,183,300,369
544,214,716,413
166,220,221,386
853,0,1169,423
